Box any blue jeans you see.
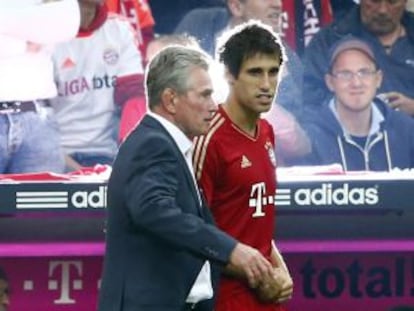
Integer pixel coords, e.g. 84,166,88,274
0,111,65,174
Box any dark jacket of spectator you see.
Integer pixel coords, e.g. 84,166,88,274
303,6,414,108
299,98,414,171
150,0,225,34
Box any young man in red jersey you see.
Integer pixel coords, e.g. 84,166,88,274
193,21,293,311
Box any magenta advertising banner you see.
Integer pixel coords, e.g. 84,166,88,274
0,249,413,311
1,256,102,311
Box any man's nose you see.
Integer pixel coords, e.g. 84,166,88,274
376,1,390,14
349,73,364,86
260,74,272,90
207,95,217,111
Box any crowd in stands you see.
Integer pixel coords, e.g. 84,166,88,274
50,0,144,170
1,0,414,174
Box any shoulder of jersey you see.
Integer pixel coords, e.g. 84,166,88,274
260,117,274,133
200,111,227,144
193,112,226,159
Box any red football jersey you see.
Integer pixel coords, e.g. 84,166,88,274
193,105,278,303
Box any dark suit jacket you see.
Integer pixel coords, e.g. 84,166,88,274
98,115,237,311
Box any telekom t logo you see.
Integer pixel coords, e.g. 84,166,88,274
49,261,83,304
249,182,274,218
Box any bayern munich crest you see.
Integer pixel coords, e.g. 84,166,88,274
265,141,277,167
103,48,119,65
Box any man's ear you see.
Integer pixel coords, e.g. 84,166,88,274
376,70,383,89
160,88,177,114
227,0,243,18
325,73,334,92
224,68,236,85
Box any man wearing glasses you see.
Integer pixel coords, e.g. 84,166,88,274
303,0,414,116
296,36,414,171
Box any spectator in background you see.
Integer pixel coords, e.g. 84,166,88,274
51,0,144,171
281,0,333,57
0,267,9,311
0,0,80,174
106,0,155,54
118,33,200,142
299,37,414,171
303,0,414,116
329,0,357,20
150,0,225,34
175,0,311,165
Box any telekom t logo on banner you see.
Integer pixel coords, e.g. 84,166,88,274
14,257,103,309
49,261,83,304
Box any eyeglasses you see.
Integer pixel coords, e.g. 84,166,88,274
330,69,378,82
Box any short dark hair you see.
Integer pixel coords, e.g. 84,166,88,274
217,20,285,78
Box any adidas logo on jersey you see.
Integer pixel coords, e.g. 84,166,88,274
241,155,252,168
61,57,76,69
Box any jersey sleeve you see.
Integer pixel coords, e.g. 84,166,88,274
137,0,155,29
109,15,144,77
0,0,80,43
193,135,221,207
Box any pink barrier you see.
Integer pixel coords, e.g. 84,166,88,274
285,251,414,311
1,256,102,311
1,241,413,311
0,242,104,258
2,171,413,310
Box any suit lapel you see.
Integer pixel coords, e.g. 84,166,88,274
178,153,203,216
142,116,203,216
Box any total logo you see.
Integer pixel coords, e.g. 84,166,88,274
275,183,379,207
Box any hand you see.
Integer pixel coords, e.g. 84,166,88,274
263,105,311,158
378,92,414,116
227,243,274,288
256,266,293,304
64,155,83,172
